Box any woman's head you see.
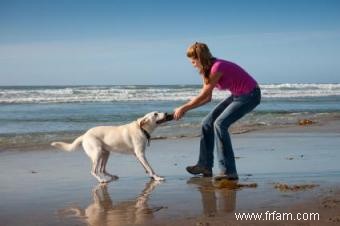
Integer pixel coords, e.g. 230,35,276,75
186,42,215,82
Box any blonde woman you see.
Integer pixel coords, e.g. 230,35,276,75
174,42,261,180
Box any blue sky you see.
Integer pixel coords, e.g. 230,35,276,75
1,0,340,85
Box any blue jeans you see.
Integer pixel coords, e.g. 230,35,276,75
197,87,261,177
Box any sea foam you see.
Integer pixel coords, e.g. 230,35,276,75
0,84,340,104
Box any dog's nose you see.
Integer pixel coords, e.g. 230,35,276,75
165,112,174,121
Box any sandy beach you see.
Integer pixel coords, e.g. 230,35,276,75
2,0,340,225
1,119,340,226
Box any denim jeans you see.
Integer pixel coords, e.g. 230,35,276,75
197,87,261,177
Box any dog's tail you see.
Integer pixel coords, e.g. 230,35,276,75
51,135,84,152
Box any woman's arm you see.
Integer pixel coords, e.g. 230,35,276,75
174,72,222,120
181,83,213,110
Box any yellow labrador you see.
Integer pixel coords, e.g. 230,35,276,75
51,112,173,183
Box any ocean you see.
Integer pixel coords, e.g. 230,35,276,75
1,83,340,151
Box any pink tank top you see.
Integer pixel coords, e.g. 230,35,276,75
210,59,258,96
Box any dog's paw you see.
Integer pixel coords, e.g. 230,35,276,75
152,175,165,181
110,175,119,180
99,178,109,184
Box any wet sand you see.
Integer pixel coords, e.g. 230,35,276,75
0,120,340,225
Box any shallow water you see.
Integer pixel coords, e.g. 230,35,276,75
1,84,340,151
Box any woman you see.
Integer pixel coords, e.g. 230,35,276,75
174,42,261,180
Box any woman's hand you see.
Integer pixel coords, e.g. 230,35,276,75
173,73,219,121
174,106,187,120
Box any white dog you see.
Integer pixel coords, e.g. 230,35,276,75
51,112,173,183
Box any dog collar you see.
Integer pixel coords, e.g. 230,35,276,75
139,126,151,146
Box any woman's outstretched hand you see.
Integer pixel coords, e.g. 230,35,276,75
173,106,186,120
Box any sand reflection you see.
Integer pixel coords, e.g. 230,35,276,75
187,177,237,216
59,180,163,226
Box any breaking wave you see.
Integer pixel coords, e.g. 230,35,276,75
1,83,340,104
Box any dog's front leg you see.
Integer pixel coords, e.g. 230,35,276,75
135,148,164,181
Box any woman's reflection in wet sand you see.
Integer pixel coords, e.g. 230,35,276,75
187,177,237,216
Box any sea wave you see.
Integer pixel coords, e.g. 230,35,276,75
261,83,340,98
1,84,340,104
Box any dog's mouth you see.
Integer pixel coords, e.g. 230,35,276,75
156,113,174,124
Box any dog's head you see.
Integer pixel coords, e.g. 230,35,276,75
137,111,174,132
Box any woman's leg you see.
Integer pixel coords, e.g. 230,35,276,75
196,96,234,169
214,89,261,178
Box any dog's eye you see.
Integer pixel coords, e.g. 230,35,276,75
154,113,158,117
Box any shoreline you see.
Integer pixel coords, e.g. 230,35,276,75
0,118,340,225
1,114,340,153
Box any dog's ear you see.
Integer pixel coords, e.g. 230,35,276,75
138,117,149,127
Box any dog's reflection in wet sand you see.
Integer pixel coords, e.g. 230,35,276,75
59,180,163,226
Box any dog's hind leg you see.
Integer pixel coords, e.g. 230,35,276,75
100,151,118,181
91,153,107,183
83,137,108,183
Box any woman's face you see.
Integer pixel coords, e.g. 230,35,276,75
189,57,202,69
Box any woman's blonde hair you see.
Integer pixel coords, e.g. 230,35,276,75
186,42,215,83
